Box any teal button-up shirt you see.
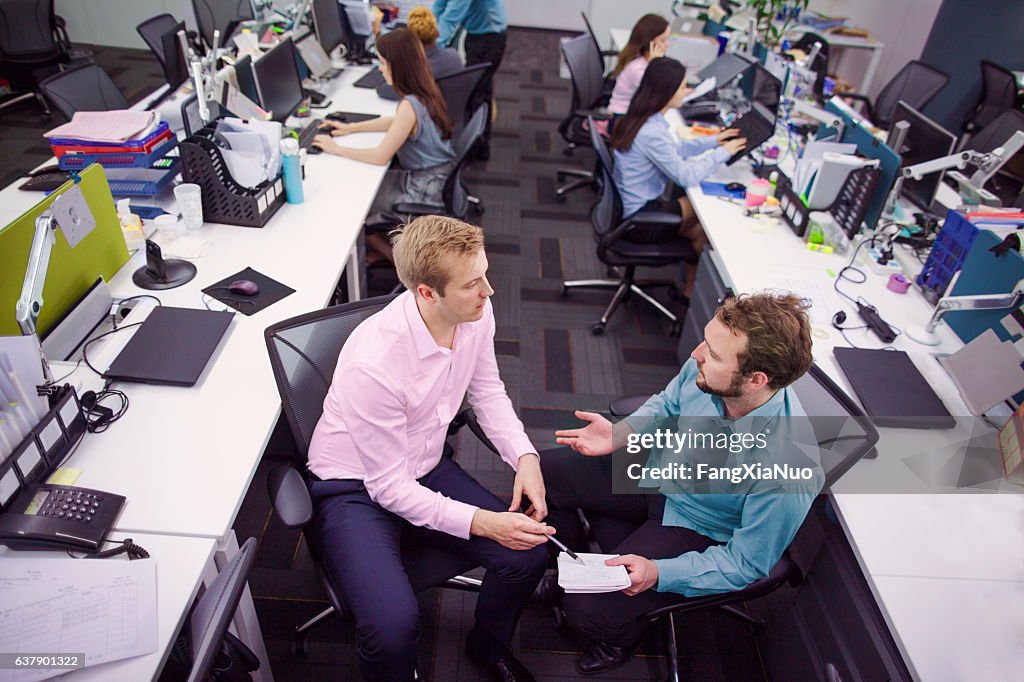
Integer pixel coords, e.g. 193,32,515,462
433,0,507,45
625,358,823,597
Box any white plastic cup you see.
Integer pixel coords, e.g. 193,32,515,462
153,213,182,240
174,183,204,230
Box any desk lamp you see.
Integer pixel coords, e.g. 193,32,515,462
16,184,97,382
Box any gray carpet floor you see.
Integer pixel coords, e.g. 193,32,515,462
0,28,802,682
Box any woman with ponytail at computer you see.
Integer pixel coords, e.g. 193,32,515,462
610,57,745,299
313,28,455,262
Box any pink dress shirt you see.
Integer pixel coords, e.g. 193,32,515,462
307,292,535,539
595,56,649,136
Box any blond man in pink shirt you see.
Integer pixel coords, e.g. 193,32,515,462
307,216,550,682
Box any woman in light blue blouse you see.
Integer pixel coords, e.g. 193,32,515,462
610,58,745,298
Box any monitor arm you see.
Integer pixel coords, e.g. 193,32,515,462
15,213,59,337
784,98,845,141
907,273,1024,345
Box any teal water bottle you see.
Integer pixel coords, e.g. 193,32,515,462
280,138,304,204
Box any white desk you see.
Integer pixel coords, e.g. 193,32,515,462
683,149,1024,678
0,64,398,681
0,532,216,682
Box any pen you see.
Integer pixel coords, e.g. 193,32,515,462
548,534,585,565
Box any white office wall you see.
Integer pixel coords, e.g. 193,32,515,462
806,0,942,98
56,0,197,50
506,0,590,31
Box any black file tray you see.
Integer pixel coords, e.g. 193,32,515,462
179,124,286,228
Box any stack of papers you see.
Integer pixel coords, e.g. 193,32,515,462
44,110,161,143
557,553,631,594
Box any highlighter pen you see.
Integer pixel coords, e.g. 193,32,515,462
548,534,585,565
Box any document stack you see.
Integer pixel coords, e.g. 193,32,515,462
556,553,632,594
44,111,181,205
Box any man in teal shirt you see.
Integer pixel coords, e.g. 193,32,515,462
543,293,823,675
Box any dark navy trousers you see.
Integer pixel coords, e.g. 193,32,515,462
308,455,548,681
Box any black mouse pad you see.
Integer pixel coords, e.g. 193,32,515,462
202,267,295,316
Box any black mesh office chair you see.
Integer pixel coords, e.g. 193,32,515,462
962,60,1019,137
0,0,71,117
191,0,252,50
840,60,950,129
183,537,261,682
38,62,128,120
264,295,494,657
436,62,490,135
603,364,879,682
560,117,696,336
581,12,619,76
555,33,612,202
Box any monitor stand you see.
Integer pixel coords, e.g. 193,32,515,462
132,240,197,290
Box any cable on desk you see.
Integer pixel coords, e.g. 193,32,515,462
202,291,257,314
80,387,129,434
69,537,150,560
111,294,162,329
81,321,145,376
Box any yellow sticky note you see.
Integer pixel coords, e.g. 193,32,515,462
47,468,83,486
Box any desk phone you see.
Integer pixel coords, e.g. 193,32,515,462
0,485,125,551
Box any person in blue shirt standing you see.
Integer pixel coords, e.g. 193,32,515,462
540,293,823,675
611,57,745,299
433,0,507,159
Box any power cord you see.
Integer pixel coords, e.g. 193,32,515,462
79,388,129,434
831,230,903,349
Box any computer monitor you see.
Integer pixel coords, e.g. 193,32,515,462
739,62,782,121
253,38,304,122
312,0,346,54
340,1,373,38
698,52,755,89
159,22,189,90
893,101,957,211
233,54,260,103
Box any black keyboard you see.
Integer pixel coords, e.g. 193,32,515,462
293,119,321,149
19,168,71,192
726,110,775,165
354,67,384,89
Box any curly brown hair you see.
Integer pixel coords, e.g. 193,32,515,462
716,293,813,389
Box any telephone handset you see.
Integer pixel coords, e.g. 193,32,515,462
0,484,125,552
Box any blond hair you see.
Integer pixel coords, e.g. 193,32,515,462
407,6,439,46
716,293,813,389
391,215,484,294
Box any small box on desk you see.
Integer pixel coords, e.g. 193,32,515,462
997,404,1024,486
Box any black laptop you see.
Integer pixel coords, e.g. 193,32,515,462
103,307,233,386
725,64,782,165
833,347,956,429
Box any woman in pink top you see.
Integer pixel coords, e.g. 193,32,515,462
596,14,670,135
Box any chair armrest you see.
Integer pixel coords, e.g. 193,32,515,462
574,108,614,121
449,408,500,456
53,15,71,53
266,465,312,528
601,210,681,247
392,201,445,216
609,395,648,417
837,93,875,123
600,49,618,58
222,631,261,673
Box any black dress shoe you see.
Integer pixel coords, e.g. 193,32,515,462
465,628,537,682
530,572,564,606
577,641,633,675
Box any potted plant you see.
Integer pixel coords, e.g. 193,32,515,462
746,0,810,50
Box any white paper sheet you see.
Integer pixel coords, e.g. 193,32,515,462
44,111,159,143
557,553,631,594
683,76,717,105
0,558,158,681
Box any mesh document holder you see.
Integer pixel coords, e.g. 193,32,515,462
179,125,286,228
916,209,979,298
829,166,882,239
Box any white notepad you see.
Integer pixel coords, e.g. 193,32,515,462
557,552,631,594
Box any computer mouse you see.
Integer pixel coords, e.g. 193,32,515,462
307,144,325,155
227,279,260,296
725,182,746,192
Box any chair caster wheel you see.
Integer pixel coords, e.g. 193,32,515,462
473,204,484,215
563,147,574,157
291,633,310,658
559,285,569,298
591,322,606,336
555,193,567,203
670,321,682,337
